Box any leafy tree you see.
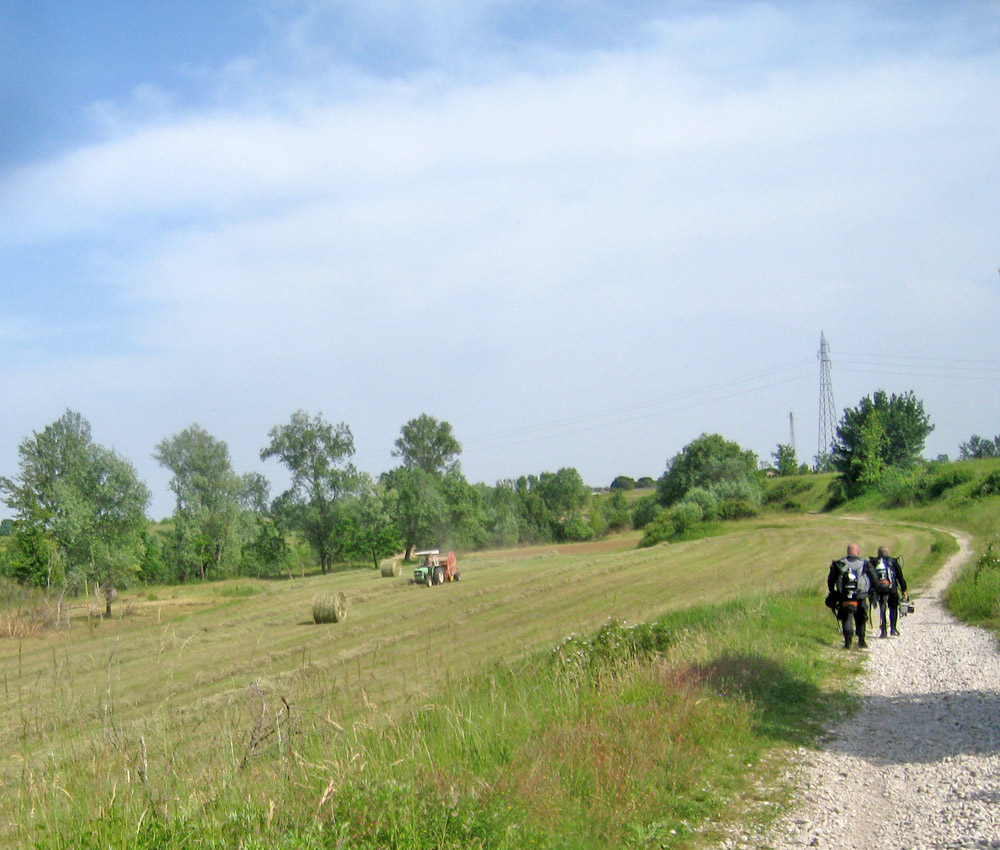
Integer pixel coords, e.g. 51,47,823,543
386,414,462,558
656,433,762,509
392,413,461,475
598,489,630,533
4,522,57,587
260,411,359,574
630,493,663,530
831,390,934,492
510,468,591,542
959,434,1000,460
155,424,245,581
344,477,402,570
0,410,150,608
382,466,449,559
480,480,522,548
636,477,656,489
441,472,489,550
610,476,636,491
771,444,798,477
237,472,288,578
55,443,151,612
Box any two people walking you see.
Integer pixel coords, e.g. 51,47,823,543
827,542,908,649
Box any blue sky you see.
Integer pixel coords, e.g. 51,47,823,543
2,1,999,519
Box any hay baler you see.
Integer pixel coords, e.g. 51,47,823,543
411,549,460,586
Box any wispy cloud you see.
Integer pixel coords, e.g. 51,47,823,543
1,2,999,516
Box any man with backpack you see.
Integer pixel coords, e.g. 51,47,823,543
827,542,877,649
870,545,908,637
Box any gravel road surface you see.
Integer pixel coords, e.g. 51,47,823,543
730,531,1000,850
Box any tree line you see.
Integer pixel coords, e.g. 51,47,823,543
0,387,975,607
0,410,628,601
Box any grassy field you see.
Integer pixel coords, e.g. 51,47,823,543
0,509,956,848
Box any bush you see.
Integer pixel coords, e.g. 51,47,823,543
879,468,919,508
976,470,1000,498
924,467,973,500
560,516,595,542
764,478,812,505
639,509,673,547
631,494,663,530
717,499,757,520
671,501,703,535
682,486,719,521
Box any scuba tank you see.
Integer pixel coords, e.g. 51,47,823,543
840,568,859,608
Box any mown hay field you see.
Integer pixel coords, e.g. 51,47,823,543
0,513,947,838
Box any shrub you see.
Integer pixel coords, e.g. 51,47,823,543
638,509,673,547
976,470,1000,498
924,467,973,501
560,516,595,542
717,499,757,520
671,501,703,535
879,468,919,508
631,494,662,530
682,486,719,521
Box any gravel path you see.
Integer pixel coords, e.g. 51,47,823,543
732,531,1000,850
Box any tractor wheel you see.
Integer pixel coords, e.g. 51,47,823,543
454,571,461,581
424,574,433,587
434,566,445,585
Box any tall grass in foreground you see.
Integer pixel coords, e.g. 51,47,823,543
24,591,859,850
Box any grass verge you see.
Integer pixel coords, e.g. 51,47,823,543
26,590,860,850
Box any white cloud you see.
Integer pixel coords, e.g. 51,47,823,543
2,2,999,517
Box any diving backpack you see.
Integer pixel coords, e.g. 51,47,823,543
873,558,893,593
836,560,860,608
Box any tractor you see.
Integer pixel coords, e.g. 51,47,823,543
410,549,460,586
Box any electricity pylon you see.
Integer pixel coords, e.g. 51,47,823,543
817,332,836,467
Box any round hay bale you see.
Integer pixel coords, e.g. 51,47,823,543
312,591,347,624
379,558,402,577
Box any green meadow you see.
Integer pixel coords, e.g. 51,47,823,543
2,467,997,849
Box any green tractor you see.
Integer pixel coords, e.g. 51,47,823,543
410,549,460,587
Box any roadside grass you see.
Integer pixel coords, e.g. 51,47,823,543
25,591,862,850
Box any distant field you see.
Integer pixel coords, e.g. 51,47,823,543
0,512,948,837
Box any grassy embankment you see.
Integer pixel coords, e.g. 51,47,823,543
1,468,994,848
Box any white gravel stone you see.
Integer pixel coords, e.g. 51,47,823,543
741,530,1000,850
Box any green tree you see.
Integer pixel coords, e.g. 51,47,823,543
599,489,630,533
56,443,151,612
509,468,590,542
382,466,448,559
771,444,798,477
386,414,462,558
154,424,244,581
392,413,461,475
344,477,402,570
656,433,762,509
260,411,359,574
1,410,150,608
832,390,934,492
610,476,636,491
959,434,1000,460
480,480,522,548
